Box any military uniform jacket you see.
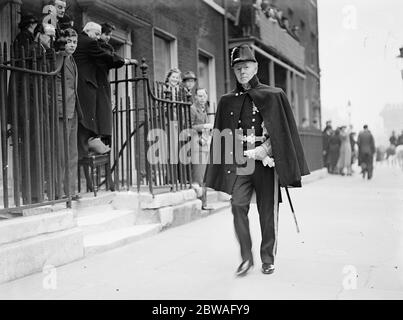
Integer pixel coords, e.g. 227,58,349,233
204,76,310,194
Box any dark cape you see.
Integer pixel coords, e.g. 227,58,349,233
204,75,310,195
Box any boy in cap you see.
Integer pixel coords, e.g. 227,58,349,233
182,71,197,102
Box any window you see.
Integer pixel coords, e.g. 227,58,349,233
310,32,316,67
198,50,217,116
153,30,177,83
198,54,210,92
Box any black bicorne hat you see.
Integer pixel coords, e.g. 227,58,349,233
230,44,257,67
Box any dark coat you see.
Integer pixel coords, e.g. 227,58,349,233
204,76,310,194
95,40,125,136
73,32,120,134
357,129,375,165
328,133,341,168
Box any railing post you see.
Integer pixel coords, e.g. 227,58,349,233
61,56,71,208
140,58,154,195
10,43,21,207
20,47,32,204
31,47,44,202
0,42,9,208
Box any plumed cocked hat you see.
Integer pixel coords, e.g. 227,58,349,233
230,44,257,67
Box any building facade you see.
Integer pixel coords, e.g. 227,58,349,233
0,0,323,201
380,103,403,138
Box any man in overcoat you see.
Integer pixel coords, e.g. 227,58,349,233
204,44,309,276
73,22,128,158
357,125,375,179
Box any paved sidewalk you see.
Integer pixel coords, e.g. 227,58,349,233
0,163,402,299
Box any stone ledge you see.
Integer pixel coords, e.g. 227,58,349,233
0,210,76,246
0,228,84,284
140,189,197,209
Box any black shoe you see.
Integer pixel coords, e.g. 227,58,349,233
71,194,82,201
202,205,214,210
235,260,254,277
261,263,275,275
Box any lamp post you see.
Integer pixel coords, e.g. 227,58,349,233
397,46,403,81
346,100,352,126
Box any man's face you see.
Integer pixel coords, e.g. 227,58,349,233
86,28,101,40
233,61,258,84
39,33,52,49
64,36,77,55
196,90,208,105
100,32,111,43
184,79,196,90
55,0,66,18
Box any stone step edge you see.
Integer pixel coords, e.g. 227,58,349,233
83,224,162,256
0,209,76,246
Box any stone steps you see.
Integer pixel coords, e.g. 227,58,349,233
84,224,162,256
0,210,76,246
77,207,135,236
0,225,83,284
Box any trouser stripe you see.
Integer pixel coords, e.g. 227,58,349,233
272,170,279,260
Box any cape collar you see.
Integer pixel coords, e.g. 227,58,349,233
235,75,260,93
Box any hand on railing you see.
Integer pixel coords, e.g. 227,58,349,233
124,58,138,66
203,123,214,130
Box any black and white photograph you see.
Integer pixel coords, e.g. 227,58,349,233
0,0,402,307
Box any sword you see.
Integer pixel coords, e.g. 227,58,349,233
285,187,300,233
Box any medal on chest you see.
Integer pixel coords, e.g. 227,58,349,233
252,102,259,114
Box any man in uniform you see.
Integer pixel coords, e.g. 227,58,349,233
204,44,309,276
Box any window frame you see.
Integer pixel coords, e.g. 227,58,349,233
152,27,178,82
197,48,217,114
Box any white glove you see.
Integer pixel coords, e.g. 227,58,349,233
262,156,275,167
243,146,267,161
203,123,214,130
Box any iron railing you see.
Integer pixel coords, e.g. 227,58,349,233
299,128,323,172
110,62,193,195
0,41,72,215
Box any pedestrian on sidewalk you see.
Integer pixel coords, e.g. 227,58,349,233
322,121,333,173
389,131,397,147
357,124,375,179
336,125,352,176
328,128,341,174
204,44,309,277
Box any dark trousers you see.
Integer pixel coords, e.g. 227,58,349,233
77,123,95,159
231,161,279,265
58,114,78,196
360,152,374,179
